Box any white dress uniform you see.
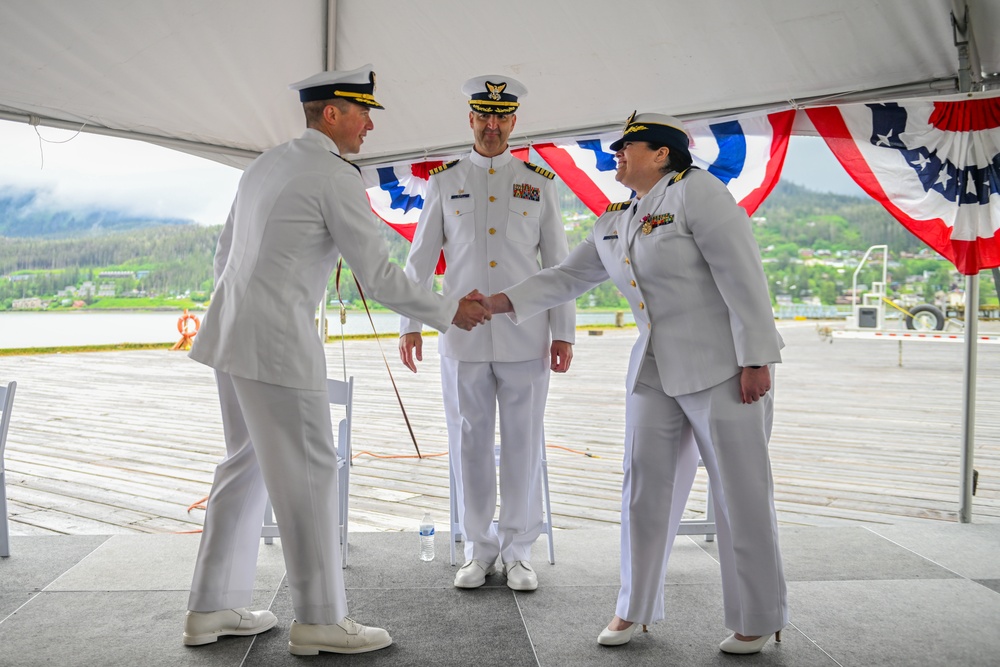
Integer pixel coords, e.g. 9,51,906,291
401,148,575,563
188,128,458,625
504,167,788,636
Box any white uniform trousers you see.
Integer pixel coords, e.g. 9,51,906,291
188,372,348,625
441,356,548,563
617,354,788,636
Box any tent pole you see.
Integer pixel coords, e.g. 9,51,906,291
953,0,978,523
959,274,978,523
326,0,337,71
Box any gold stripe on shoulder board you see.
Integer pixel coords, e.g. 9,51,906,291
605,200,632,212
524,161,555,179
429,160,459,176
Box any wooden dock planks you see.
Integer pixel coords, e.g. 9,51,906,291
1,320,998,538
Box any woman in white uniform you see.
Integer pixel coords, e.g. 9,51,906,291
481,112,788,655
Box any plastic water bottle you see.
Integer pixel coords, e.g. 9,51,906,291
419,512,435,561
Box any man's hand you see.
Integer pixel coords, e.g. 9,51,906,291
739,366,771,404
469,292,513,315
452,290,491,331
399,332,423,373
550,340,574,373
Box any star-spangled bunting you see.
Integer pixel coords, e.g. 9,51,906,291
360,110,794,273
807,93,1000,275
534,110,794,216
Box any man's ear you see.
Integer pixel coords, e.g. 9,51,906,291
323,103,339,125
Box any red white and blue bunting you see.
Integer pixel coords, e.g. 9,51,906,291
534,109,794,216
807,93,1000,275
360,109,794,271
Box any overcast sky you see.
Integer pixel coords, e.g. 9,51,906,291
0,119,864,227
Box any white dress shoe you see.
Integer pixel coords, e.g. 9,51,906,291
503,560,538,591
719,630,782,654
288,617,392,655
597,621,646,646
454,559,496,588
183,608,277,646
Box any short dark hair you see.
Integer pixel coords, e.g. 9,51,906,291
647,141,693,174
303,98,355,127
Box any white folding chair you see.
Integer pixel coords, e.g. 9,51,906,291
1,381,17,558
449,442,556,566
677,460,716,542
262,377,354,568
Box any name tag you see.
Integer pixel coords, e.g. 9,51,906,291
450,193,471,199
603,234,619,240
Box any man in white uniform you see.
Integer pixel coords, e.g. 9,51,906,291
183,65,490,655
399,76,575,591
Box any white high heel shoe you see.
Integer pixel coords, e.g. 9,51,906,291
597,621,648,646
719,629,782,654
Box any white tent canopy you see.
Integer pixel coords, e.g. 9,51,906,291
1,0,997,168
2,0,999,522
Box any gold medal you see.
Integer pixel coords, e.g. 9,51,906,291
642,221,653,235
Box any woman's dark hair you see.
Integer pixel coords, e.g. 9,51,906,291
647,141,693,174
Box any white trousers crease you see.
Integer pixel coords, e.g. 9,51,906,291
188,372,347,625
441,356,548,563
617,356,788,636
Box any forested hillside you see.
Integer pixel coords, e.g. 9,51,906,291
752,181,924,254
2,179,986,311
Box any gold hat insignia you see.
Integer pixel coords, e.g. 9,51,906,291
486,81,507,101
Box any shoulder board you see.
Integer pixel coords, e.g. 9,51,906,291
333,153,360,173
667,165,700,185
605,200,633,212
429,160,460,176
523,161,555,180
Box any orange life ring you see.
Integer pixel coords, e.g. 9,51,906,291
178,310,201,337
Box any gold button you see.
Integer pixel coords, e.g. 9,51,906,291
522,211,528,216
630,280,636,287
489,168,495,174
489,260,497,268
489,228,496,235
455,210,460,215
648,323,651,330
639,302,645,310
489,196,496,202
625,258,630,264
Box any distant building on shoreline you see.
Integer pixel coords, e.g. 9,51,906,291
12,297,43,310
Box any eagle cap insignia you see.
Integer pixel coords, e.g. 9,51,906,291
624,110,636,130
486,81,507,101
371,71,377,92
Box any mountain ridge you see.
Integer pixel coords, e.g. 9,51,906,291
0,186,195,238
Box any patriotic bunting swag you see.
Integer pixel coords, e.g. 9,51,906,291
534,109,794,216
807,94,1000,275
361,110,794,274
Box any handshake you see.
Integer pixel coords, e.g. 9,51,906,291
450,290,513,331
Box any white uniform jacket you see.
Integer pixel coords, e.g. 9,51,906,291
191,129,458,391
401,148,575,361
505,168,781,397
